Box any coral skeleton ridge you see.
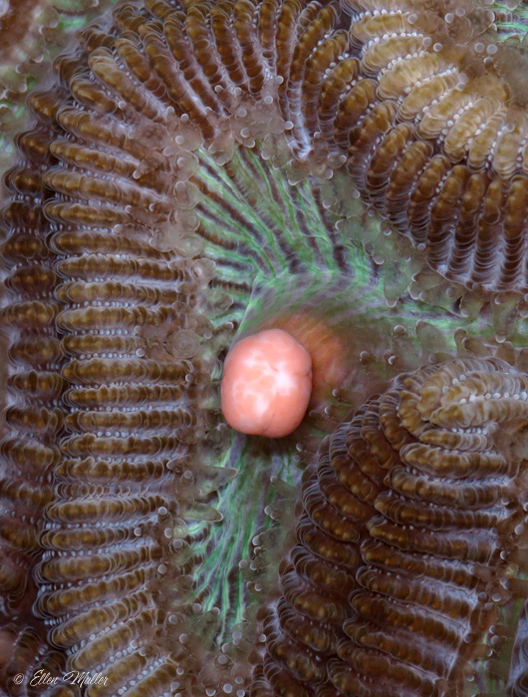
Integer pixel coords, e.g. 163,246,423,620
3,0,528,696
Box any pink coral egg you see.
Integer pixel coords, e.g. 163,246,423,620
221,328,313,438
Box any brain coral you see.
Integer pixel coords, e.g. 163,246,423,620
3,1,528,697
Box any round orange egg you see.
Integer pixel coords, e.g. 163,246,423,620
221,328,313,438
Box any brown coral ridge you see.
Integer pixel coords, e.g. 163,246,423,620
339,1,528,294
254,356,528,697
0,4,220,694
0,85,65,695
29,0,528,301
56,0,528,297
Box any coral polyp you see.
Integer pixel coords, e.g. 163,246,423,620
3,0,528,696
221,329,313,438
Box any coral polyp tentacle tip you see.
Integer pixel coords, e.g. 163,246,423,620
3,0,528,696
221,329,313,438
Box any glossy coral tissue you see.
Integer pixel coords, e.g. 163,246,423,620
221,329,313,438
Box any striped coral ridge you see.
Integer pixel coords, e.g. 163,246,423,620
339,0,528,292
0,88,64,621
76,0,528,294
254,357,528,697
36,142,204,690
1,4,209,696
53,0,528,297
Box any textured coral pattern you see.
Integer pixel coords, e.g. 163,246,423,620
0,0,122,182
342,1,528,293
256,356,528,697
3,0,528,696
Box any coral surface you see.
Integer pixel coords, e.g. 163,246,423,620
3,1,528,697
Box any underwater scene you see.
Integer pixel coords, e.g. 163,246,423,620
5,0,528,695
